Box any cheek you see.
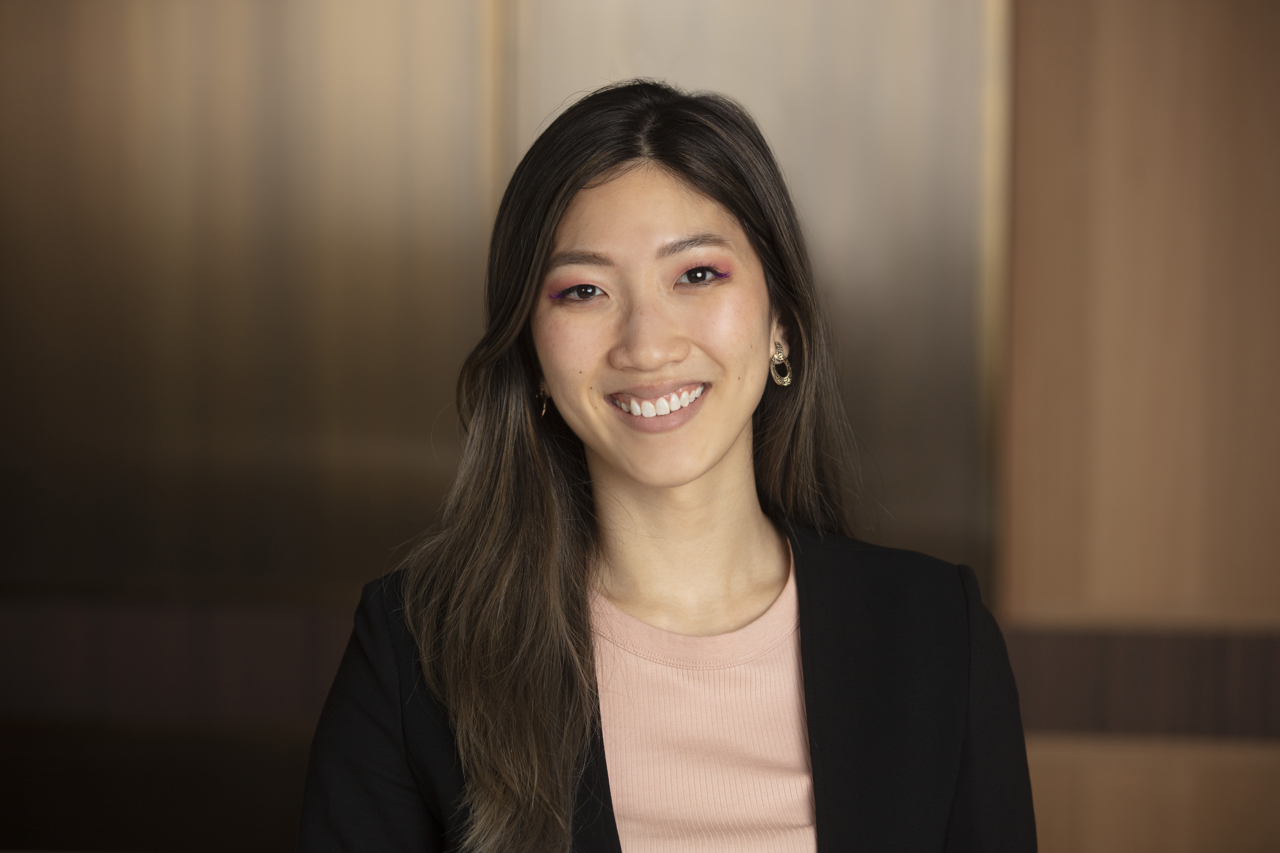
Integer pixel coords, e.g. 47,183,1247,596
698,290,772,369
531,309,607,390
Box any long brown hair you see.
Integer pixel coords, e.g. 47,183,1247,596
402,80,856,853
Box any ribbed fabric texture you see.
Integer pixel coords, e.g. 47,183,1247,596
590,564,816,853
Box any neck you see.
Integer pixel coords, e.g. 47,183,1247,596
588,427,791,636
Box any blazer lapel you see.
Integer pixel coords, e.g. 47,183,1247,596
788,523,968,852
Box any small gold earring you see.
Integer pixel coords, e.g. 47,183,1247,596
539,379,548,416
770,342,792,386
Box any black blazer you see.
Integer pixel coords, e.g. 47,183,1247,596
299,524,1037,852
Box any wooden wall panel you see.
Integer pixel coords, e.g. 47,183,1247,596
1002,0,1280,629
1004,0,1280,848
1027,736,1280,853
1007,630,1280,737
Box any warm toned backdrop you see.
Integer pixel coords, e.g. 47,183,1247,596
1,1,1277,851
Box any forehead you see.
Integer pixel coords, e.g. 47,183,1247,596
553,164,743,252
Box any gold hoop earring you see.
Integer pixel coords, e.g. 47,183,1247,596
770,342,792,386
538,379,548,416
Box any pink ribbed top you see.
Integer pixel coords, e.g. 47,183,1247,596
589,565,816,853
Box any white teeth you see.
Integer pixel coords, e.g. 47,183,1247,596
614,384,705,418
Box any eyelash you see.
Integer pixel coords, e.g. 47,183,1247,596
550,284,603,301
677,265,729,285
550,266,728,301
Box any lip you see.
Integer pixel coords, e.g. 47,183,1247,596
608,380,705,400
606,382,709,434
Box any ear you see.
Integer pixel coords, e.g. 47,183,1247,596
769,310,789,358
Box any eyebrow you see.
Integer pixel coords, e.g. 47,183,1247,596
544,250,612,272
657,233,733,258
544,233,733,273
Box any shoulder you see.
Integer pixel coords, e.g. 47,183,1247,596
359,567,410,624
353,568,469,834
301,567,466,850
350,568,457,746
786,525,992,844
782,534,1034,846
788,523,964,579
786,523,977,639
786,522,984,720
348,569,421,679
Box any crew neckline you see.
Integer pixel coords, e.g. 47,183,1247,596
589,556,798,670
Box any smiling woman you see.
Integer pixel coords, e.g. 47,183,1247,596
534,165,788,636
298,81,1036,853
535,166,779,486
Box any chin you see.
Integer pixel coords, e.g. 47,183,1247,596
590,442,719,491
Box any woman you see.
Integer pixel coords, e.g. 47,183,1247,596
300,80,1036,853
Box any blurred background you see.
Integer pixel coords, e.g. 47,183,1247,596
0,0,1276,850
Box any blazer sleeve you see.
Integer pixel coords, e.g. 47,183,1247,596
298,579,443,852
943,566,1038,852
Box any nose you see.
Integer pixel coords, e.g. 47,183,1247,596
608,294,690,372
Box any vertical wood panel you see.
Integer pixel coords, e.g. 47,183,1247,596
1005,0,1280,848
1002,0,1280,629
1002,0,1098,618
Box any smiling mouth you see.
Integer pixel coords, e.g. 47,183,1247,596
609,383,706,418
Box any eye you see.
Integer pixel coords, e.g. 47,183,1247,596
676,266,724,285
557,284,604,301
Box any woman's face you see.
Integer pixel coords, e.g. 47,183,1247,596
530,164,784,491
